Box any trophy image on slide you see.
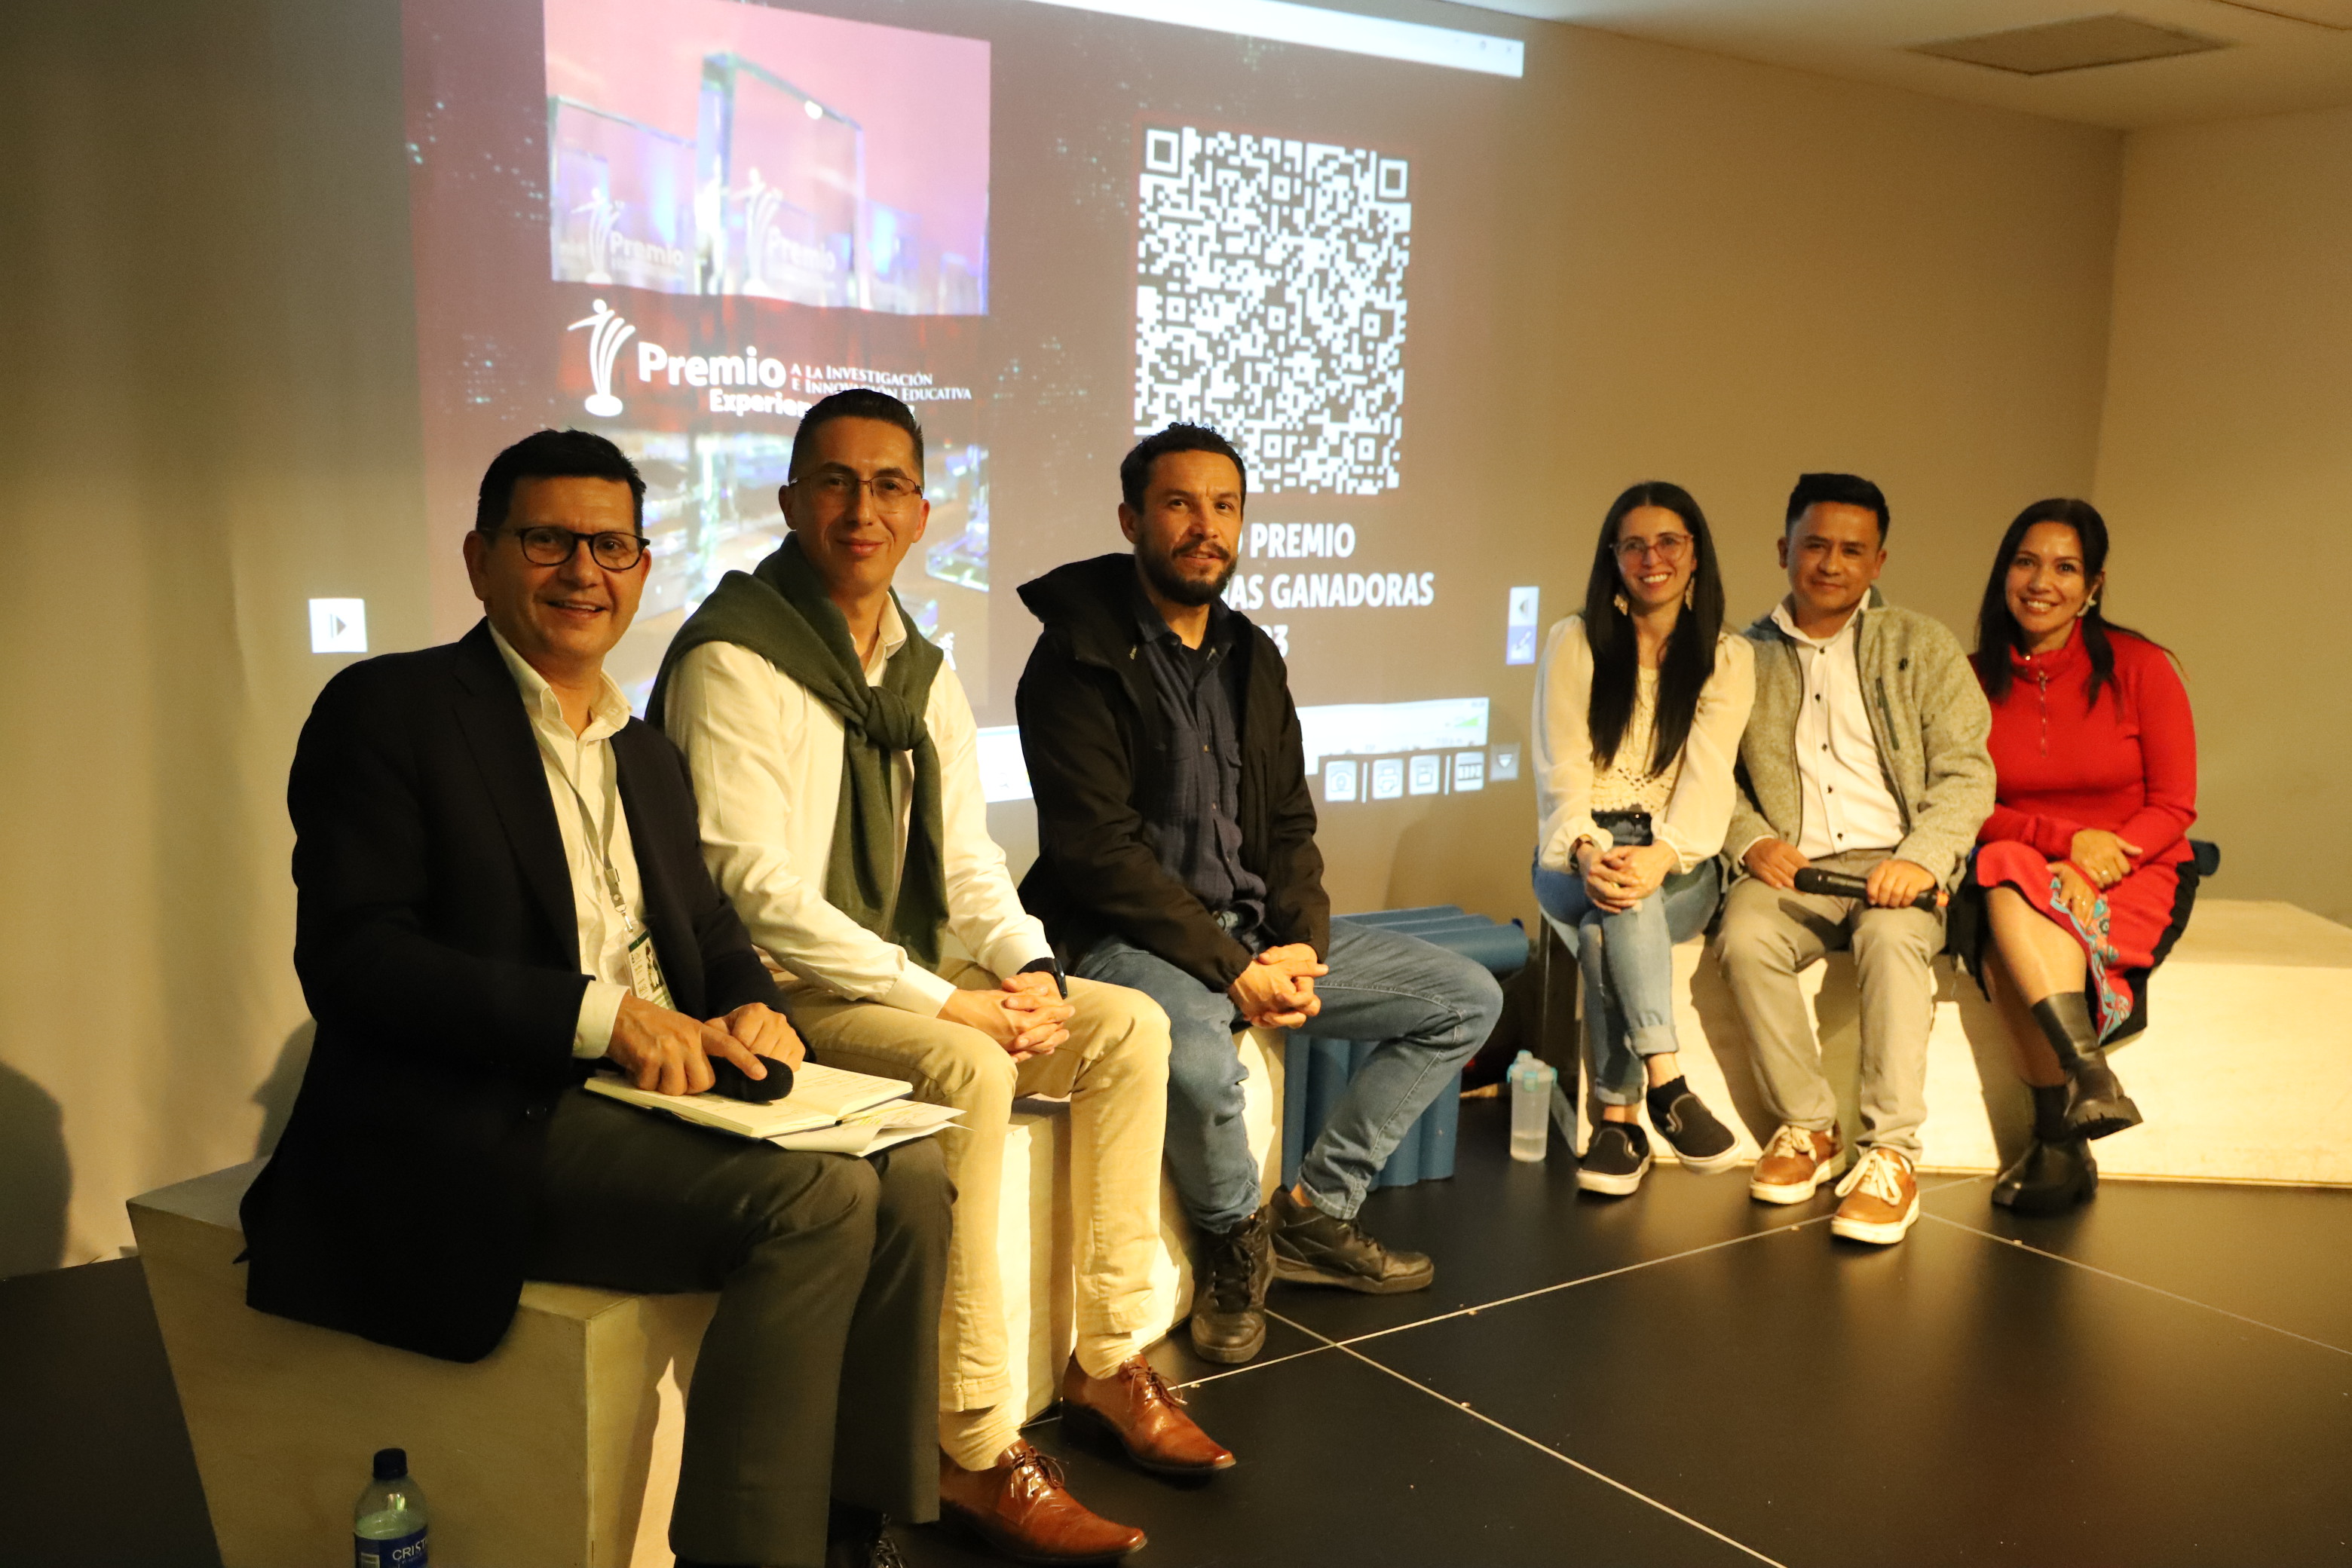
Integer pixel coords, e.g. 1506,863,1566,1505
697,53,865,307
548,99,698,293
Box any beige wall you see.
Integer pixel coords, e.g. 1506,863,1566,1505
0,3,2129,1272
2090,104,2352,926
1,0,424,1274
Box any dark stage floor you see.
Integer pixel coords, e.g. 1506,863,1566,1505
7,1101,2350,1567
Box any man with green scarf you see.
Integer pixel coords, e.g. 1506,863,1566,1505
655,390,1230,1566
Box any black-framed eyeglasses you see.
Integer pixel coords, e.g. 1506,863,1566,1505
789,469,925,508
501,525,650,570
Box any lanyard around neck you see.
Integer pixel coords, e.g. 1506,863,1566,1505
551,735,639,935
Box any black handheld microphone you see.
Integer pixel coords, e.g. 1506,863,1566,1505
1791,866,1947,911
706,1057,795,1104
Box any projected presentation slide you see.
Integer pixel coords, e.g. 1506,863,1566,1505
546,0,988,313
403,0,1529,820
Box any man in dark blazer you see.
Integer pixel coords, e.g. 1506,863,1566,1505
241,428,948,1568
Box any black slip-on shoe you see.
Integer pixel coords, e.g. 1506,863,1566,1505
1646,1088,1741,1174
1576,1122,1652,1196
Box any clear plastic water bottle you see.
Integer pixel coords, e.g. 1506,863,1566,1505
354,1447,429,1568
1508,1050,1556,1162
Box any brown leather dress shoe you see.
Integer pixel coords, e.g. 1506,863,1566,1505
936,1441,1145,1564
1059,1353,1237,1477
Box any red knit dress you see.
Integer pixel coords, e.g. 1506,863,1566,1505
1972,624,2197,1041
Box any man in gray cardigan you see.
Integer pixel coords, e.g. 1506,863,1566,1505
1717,473,1993,1246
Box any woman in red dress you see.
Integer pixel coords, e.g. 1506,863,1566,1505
1967,498,2197,1214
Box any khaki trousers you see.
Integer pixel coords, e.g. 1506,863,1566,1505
1713,850,1944,1159
786,960,1171,1413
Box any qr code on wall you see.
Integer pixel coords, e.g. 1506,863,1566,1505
1135,126,1411,496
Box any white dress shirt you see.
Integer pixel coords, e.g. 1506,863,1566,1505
1533,618,1756,876
490,626,646,1059
1768,599,1906,860
660,597,1052,1015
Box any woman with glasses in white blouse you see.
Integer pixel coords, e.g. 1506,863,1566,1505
1532,482,1756,1195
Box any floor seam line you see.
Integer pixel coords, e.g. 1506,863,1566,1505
1919,1211,2352,1358
1325,1212,1839,1350
1170,1342,1336,1389
1269,1310,1793,1568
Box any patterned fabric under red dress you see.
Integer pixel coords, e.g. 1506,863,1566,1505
1972,623,2197,1042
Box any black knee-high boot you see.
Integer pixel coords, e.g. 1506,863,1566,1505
1992,1084,2097,1213
2030,993,2142,1139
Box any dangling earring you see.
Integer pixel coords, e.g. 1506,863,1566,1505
1612,591,1629,616
2077,596,2097,619
1683,580,1695,611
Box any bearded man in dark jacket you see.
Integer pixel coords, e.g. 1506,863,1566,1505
1015,424,1502,1367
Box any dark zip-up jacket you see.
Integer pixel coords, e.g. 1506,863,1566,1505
1015,553,1329,991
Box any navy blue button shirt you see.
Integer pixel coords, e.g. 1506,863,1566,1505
1132,586,1269,943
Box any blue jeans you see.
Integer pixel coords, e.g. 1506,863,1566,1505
1074,917,1503,1231
1533,858,1721,1107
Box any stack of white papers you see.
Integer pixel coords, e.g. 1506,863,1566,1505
586,1060,961,1155
770,1098,964,1155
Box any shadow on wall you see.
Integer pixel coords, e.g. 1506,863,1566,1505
253,1020,315,1159
0,1059,70,1279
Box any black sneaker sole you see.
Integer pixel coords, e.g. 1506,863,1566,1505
1270,1252,1434,1294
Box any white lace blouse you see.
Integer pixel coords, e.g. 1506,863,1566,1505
1533,616,1756,877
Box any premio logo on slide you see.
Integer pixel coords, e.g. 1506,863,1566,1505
568,298,635,417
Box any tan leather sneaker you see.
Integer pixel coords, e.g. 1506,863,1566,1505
1748,1122,1844,1204
1830,1147,1921,1245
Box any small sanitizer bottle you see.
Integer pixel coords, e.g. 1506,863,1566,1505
354,1447,429,1568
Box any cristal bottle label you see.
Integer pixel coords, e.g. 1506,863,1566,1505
355,1524,427,1568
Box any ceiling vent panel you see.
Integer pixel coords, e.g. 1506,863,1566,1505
1909,14,2231,74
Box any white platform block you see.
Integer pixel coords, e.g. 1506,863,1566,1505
130,1029,1291,1567
997,1027,1285,1420
129,1163,711,1568
1575,898,2352,1184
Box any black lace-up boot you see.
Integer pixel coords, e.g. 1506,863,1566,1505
1187,1206,1272,1364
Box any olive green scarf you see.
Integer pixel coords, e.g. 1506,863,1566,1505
649,535,947,971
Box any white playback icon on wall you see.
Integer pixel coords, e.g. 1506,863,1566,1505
310,599,368,654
